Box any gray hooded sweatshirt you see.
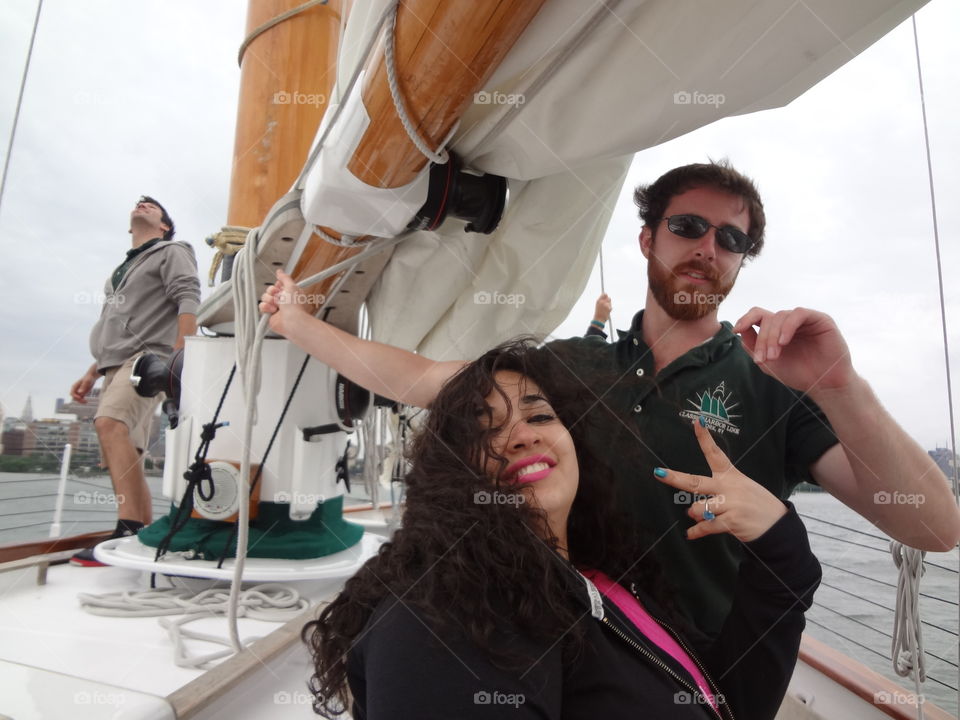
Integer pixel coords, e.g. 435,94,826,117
88,239,200,372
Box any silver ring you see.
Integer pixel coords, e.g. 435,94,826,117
703,498,716,521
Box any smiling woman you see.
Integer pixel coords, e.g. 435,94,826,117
302,339,822,720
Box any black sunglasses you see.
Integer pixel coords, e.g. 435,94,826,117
662,214,754,254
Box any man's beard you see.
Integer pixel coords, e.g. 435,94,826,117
647,253,737,321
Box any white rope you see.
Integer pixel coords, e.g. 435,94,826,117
237,0,329,67
295,0,458,248
219,232,405,655
78,583,309,669
890,540,927,715
383,0,452,165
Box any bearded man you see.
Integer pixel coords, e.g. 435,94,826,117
258,162,959,640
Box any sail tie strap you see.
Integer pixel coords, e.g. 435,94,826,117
205,225,250,286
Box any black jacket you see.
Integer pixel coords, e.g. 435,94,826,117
347,504,820,720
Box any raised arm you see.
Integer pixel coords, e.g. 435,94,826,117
734,307,960,551
259,271,464,407
654,421,821,720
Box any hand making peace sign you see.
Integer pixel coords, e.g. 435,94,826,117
653,418,788,542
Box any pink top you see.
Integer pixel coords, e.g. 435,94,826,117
582,569,719,713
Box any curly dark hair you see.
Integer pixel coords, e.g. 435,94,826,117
302,338,670,717
633,160,765,258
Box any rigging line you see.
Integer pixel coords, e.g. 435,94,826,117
799,512,893,544
820,580,958,637
807,618,959,693
0,0,43,221
808,526,957,572
912,15,960,712
818,560,960,608
813,604,958,670
807,529,889,554
911,19,958,505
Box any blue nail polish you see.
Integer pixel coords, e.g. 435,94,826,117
653,467,667,478
698,415,706,428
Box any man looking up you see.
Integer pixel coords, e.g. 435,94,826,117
259,162,959,637
69,196,200,566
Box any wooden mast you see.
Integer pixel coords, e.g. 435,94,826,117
228,0,345,228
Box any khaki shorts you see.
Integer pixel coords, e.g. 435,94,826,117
95,355,163,453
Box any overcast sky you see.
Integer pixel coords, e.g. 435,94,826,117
0,0,957,453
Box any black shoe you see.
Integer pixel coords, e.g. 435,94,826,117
70,546,106,567
70,520,144,567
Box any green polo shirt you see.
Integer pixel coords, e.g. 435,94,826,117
544,310,837,638
112,237,164,290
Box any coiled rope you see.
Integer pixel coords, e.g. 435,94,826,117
78,583,309,669
890,540,927,717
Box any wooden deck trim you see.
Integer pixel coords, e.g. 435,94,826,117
799,634,953,719
167,599,331,719
0,530,112,564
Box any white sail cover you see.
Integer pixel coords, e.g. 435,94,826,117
319,0,926,358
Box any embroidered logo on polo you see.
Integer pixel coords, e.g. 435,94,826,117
679,381,741,435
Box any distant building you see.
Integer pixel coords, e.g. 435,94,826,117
1,427,25,455
0,401,4,454
21,396,34,424
56,389,100,421
22,419,73,461
68,421,102,467
929,447,958,482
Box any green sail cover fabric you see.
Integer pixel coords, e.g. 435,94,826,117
138,496,363,560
